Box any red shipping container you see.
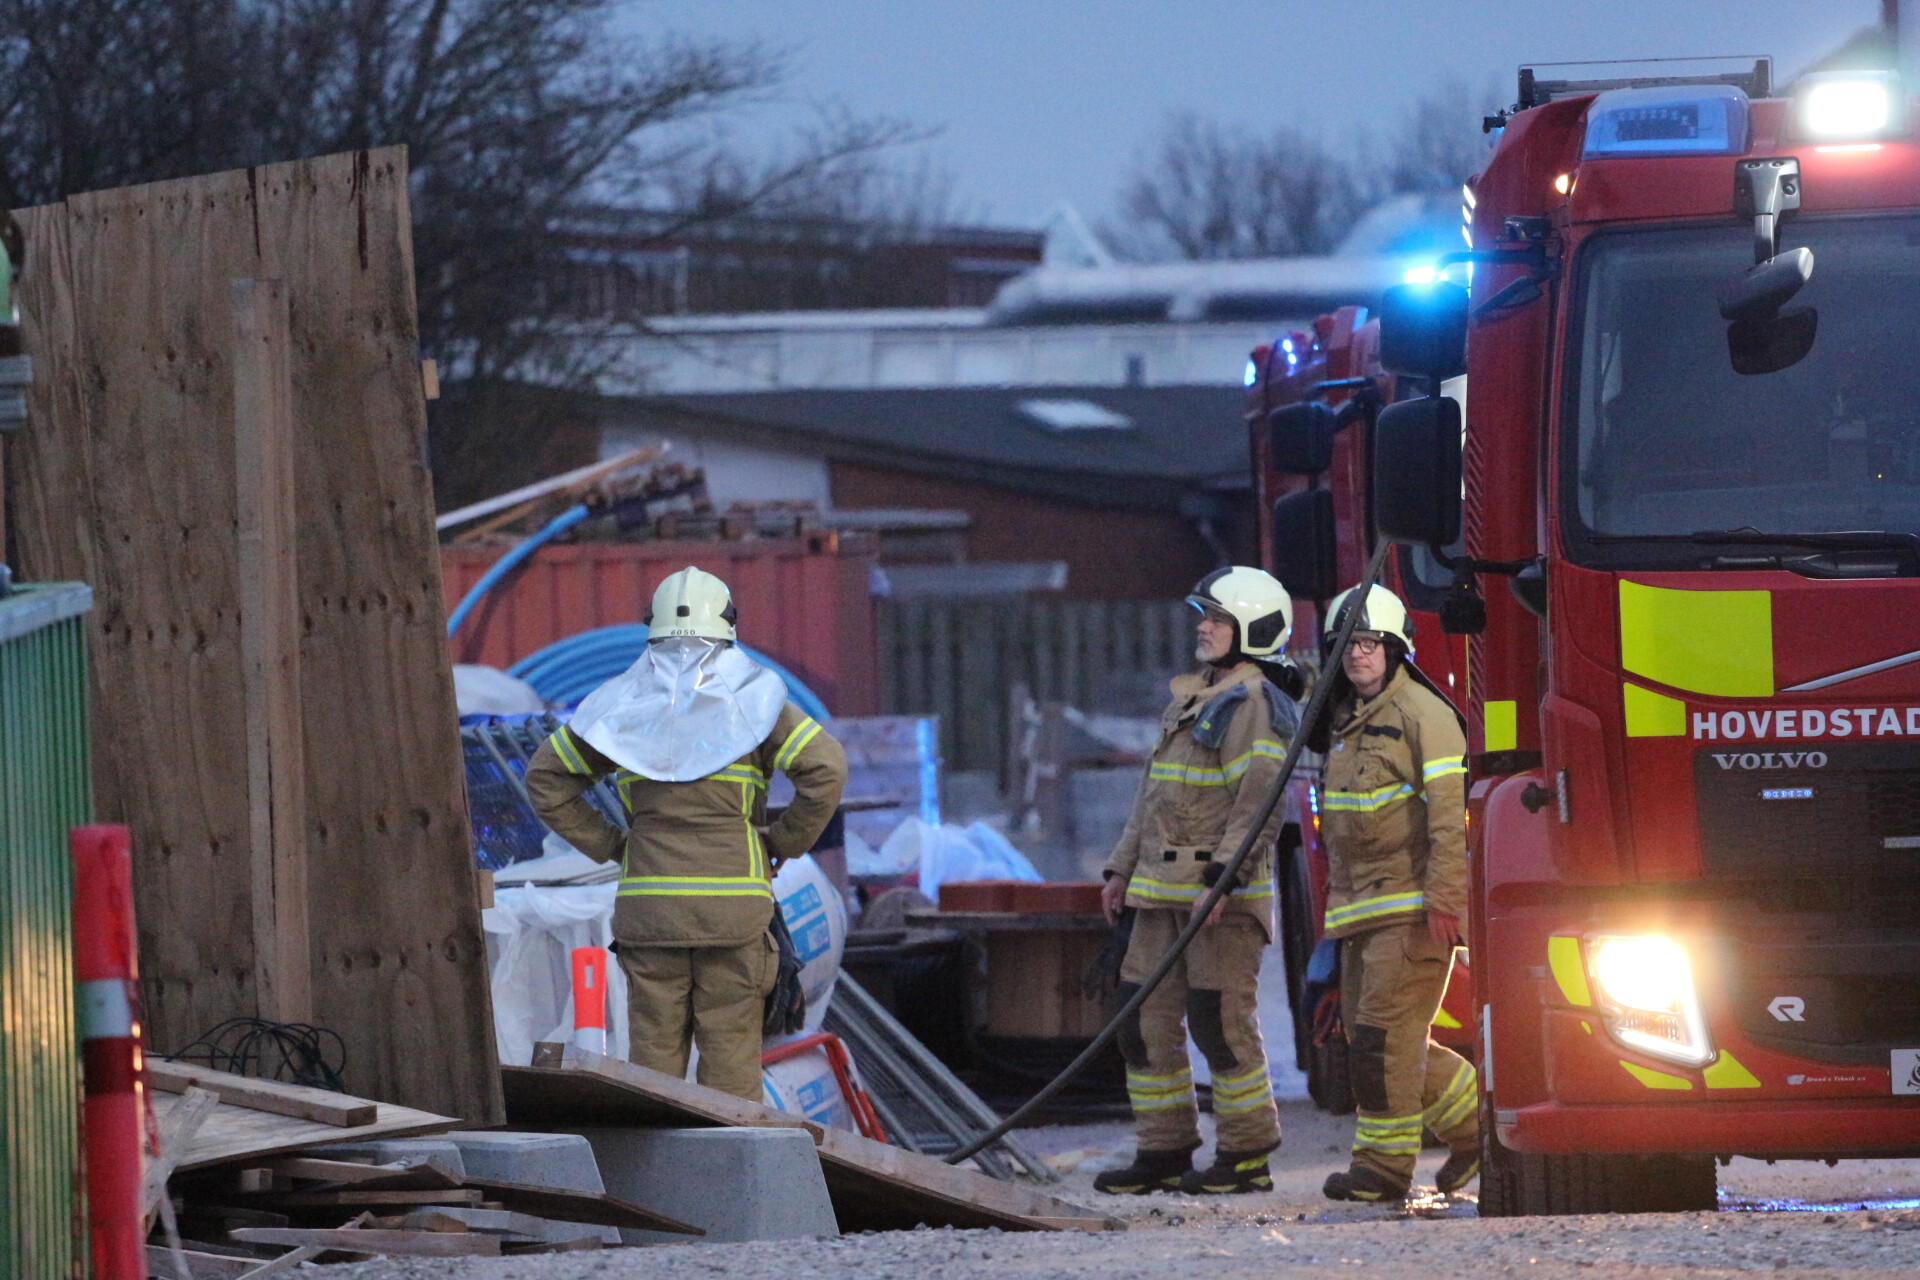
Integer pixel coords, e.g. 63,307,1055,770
938,880,1022,913
1009,881,1104,915
443,535,880,715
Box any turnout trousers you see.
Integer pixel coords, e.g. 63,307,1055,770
1339,922,1478,1185
1117,910,1281,1155
618,934,779,1101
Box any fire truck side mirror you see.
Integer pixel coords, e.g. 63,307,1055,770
1268,401,1337,474
1372,395,1462,548
1378,282,1468,381
1269,488,1338,601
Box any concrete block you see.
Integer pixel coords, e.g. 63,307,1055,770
570,1126,838,1245
441,1132,606,1192
302,1139,466,1180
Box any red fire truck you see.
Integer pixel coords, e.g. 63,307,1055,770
1250,57,1920,1213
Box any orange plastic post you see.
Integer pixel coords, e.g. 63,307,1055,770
73,824,145,1280
570,946,608,1054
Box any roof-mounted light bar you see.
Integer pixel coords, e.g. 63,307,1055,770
1582,84,1751,159
1518,56,1771,111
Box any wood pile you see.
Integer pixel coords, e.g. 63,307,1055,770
145,1063,696,1275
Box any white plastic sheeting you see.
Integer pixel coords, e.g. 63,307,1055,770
483,855,849,1089
876,817,1043,901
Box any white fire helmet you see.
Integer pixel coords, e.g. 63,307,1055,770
1186,566,1293,658
1324,583,1414,654
645,566,738,642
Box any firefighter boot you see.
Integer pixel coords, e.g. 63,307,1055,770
1179,1147,1276,1195
1435,1145,1480,1194
1093,1148,1196,1196
1323,1166,1410,1203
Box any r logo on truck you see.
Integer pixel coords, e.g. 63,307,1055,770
1768,996,1806,1022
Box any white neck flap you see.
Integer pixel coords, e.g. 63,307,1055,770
569,638,788,783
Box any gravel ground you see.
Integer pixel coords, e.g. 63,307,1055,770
330,1101,1920,1280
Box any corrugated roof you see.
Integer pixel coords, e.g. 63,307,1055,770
632,384,1251,507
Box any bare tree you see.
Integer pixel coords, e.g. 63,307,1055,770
1379,76,1503,196
1104,110,1363,261
0,0,923,504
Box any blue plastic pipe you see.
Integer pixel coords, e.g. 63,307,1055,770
445,504,590,639
506,623,832,720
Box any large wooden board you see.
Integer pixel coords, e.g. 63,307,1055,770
11,149,500,1123
502,1049,1117,1235
151,1085,456,1173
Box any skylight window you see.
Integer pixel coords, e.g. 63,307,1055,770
1017,398,1133,431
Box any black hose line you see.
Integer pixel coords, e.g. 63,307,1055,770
947,539,1394,1164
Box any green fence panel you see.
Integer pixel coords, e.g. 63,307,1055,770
0,582,93,1280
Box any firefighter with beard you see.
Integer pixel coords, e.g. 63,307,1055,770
1092,567,1301,1195
525,567,846,1101
1315,584,1478,1202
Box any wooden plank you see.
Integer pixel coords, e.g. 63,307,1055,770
229,1228,501,1258
434,445,658,533
261,1189,483,1207
459,1175,702,1235
12,150,501,1123
502,1049,1117,1234
264,1156,460,1187
149,1060,376,1128
151,1079,456,1173
232,277,310,1026
146,1087,223,1222
144,1246,260,1280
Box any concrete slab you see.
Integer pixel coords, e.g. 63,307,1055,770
302,1138,466,1180
441,1131,606,1192
571,1126,839,1245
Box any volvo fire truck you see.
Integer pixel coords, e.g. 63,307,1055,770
1250,57,1920,1213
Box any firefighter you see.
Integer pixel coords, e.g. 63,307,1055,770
1316,584,1478,1202
1093,566,1300,1195
525,567,846,1101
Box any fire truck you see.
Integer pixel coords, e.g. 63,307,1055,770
1250,57,1920,1213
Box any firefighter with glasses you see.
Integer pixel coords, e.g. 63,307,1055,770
1093,566,1302,1195
526,567,846,1101
1316,584,1478,1202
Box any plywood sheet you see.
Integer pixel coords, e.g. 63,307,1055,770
151,1086,456,1173
502,1049,1116,1234
11,149,500,1122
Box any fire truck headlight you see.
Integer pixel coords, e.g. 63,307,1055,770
1587,935,1715,1068
1795,72,1904,142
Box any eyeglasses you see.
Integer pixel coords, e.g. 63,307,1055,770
1347,636,1384,656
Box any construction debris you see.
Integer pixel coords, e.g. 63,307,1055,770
503,1046,1119,1234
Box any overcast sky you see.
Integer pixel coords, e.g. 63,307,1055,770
625,1,1882,228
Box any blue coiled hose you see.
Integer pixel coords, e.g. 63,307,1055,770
507,623,831,719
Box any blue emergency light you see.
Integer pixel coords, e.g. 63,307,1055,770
1582,84,1750,160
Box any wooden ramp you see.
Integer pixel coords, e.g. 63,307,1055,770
502,1047,1118,1234
149,1070,458,1173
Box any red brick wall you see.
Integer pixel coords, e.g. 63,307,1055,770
829,460,1252,601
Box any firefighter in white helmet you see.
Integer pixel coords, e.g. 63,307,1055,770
1315,584,1478,1201
1094,566,1302,1195
525,567,846,1100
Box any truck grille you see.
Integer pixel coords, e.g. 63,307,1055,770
1694,740,1920,879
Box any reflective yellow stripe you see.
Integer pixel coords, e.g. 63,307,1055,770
1423,1061,1477,1132
1211,1066,1275,1115
1703,1051,1761,1089
1323,891,1425,930
1422,755,1466,782
618,876,775,898
1619,1061,1693,1090
1547,936,1591,1007
1322,782,1416,812
549,729,593,775
774,718,823,771
1353,1115,1424,1152
1127,876,1273,904
1147,739,1286,788
1483,699,1517,752
1623,682,1687,737
1618,580,1773,697
1126,1069,1194,1111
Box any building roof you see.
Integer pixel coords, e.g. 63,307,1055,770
624,384,1252,509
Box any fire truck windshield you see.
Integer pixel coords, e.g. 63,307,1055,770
1566,214,1920,566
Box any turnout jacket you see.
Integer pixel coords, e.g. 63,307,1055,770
1319,665,1468,939
526,703,847,948
1103,661,1298,936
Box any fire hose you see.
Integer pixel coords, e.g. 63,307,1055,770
946,538,1392,1164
